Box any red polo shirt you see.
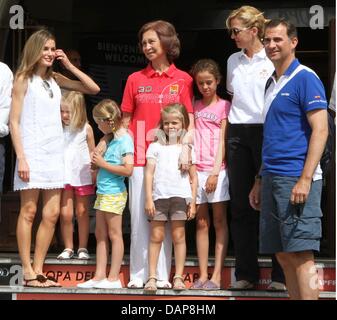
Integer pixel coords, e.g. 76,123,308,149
121,63,193,166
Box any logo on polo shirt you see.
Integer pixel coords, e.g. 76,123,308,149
169,85,179,95
315,95,321,99
260,69,269,80
138,86,153,93
281,93,290,97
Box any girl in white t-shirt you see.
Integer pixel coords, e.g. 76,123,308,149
57,91,95,260
190,59,231,290
144,104,198,292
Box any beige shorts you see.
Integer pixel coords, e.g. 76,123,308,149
151,197,187,222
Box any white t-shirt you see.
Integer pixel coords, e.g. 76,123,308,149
226,48,274,124
146,142,195,203
0,62,13,138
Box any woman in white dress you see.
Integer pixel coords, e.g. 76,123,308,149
10,29,100,287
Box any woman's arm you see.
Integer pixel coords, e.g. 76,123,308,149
53,49,100,95
145,159,156,218
9,76,30,182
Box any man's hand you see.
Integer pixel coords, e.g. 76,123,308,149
291,177,311,204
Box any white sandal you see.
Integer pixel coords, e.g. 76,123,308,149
77,248,90,260
127,278,144,289
156,280,172,289
57,248,74,260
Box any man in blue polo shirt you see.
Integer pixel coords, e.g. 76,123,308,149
249,19,328,300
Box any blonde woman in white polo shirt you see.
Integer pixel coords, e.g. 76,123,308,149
226,6,285,291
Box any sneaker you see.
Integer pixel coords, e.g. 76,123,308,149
57,248,74,260
77,248,90,260
228,280,255,290
267,281,287,292
94,279,123,289
77,279,106,289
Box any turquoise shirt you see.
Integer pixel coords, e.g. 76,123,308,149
97,133,134,195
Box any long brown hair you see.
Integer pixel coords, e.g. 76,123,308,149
16,29,56,80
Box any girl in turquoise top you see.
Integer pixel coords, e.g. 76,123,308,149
77,99,134,289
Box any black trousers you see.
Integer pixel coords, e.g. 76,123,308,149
227,124,285,283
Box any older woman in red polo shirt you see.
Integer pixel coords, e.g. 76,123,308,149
121,20,194,289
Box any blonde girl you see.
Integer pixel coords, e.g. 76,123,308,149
10,29,99,288
77,100,134,289
144,104,198,292
57,91,95,260
189,59,230,290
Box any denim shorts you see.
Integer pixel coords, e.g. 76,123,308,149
260,174,322,254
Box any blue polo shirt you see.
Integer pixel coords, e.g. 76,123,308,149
97,133,134,195
262,59,327,177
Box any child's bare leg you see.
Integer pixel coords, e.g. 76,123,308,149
148,221,166,279
195,204,210,282
105,213,124,281
75,195,90,249
94,211,109,280
171,220,186,277
60,189,75,250
210,202,228,286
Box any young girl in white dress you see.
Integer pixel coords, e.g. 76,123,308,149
10,29,100,288
57,91,95,260
144,103,198,292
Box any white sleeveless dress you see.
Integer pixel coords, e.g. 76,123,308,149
14,75,64,191
63,124,92,187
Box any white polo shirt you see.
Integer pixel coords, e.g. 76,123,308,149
226,48,274,124
0,62,13,137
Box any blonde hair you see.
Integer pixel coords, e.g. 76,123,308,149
158,103,190,144
93,99,122,129
16,29,56,80
226,6,269,40
61,91,87,131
